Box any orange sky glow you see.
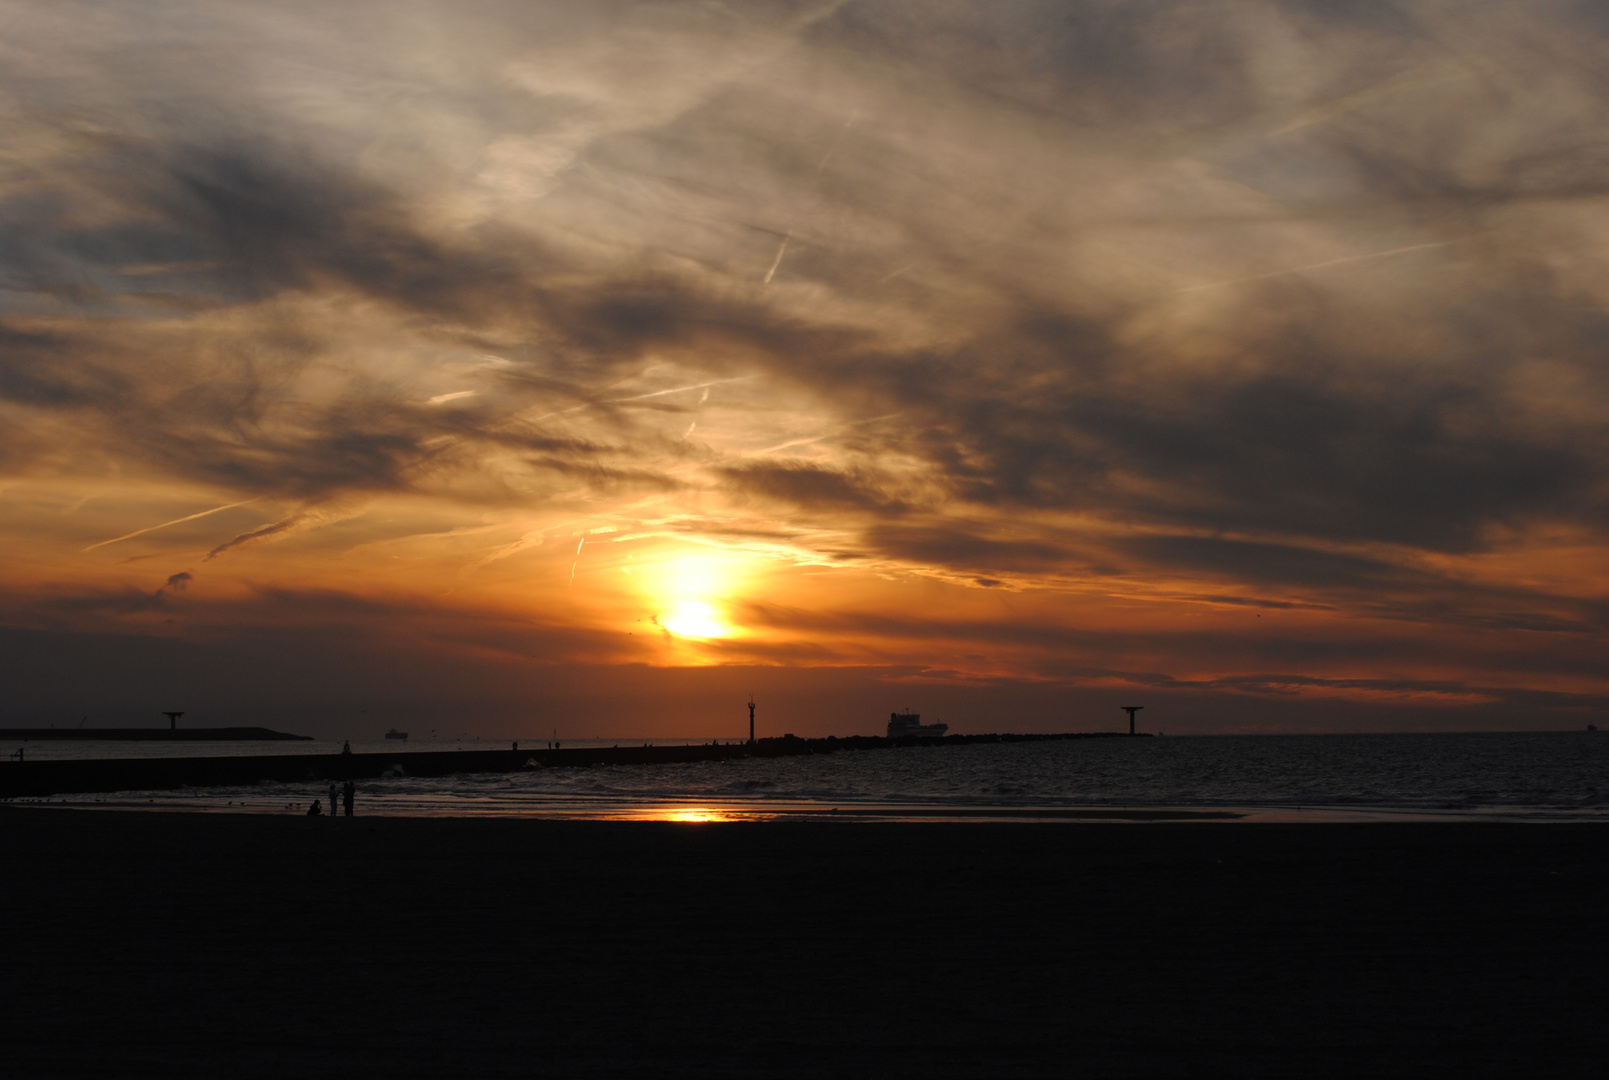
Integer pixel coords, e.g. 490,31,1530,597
3,1,1607,737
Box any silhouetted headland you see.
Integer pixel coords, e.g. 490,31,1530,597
0,729,1143,799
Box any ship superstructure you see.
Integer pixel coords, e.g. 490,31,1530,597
887,712,948,739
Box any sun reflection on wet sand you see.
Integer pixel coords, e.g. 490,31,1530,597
623,805,794,823
649,806,733,823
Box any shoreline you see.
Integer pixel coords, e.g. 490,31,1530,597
11,797,1609,823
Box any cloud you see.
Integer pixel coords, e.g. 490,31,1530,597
2,1,1609,727
1118,535,1404,590
862,523,1071,575
720,460,899,512
205,513,317,562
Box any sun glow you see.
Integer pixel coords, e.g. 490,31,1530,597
637,551,749,640
660,599,730,639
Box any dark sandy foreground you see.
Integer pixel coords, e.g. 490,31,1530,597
2,811,1605,1079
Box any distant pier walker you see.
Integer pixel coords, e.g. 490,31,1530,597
887,712,949,739
1121,706,1143,735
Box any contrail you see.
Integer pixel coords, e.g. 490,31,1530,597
524,376,758,424
569,536,584,586
608,375,756,405
1268,67,1474,138
1176,242,1451,294
763,235,790,284
474,528,544,568
815,110,859,178
750,434,826,456
83,498,259,552
757,106,853,288
748,413,903,456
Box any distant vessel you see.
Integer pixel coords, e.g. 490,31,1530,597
887,712,948,739
384,728,408,741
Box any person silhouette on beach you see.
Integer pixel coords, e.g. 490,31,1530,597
327,783,338,817
306,800,322,816
343,779,355,817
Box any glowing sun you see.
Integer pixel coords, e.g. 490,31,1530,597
639,551,747,640
660,599,730,639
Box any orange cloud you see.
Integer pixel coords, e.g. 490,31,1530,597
2,1,1607,734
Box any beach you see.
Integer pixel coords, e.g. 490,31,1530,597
3,809,1605,1078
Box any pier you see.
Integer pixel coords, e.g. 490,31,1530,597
0,730,1144,799
0,727,311,742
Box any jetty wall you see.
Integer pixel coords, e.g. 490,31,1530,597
0,731,1144,799
0,727,311,742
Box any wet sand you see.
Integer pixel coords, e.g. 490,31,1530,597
2,809,1604,1078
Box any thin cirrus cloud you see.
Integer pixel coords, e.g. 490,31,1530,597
1,0,1607,731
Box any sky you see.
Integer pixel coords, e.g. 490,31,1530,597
3,0,1608,738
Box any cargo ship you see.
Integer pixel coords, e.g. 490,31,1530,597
384,728,408,741
887,712,948,738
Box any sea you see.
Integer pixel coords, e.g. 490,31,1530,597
5,730,1607,822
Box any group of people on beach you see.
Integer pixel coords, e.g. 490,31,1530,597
306,779,355,817
303,741,357,816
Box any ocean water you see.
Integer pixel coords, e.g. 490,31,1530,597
12,730,1608,821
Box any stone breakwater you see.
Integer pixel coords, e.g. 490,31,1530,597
0,727,311,741
0,731,1143,799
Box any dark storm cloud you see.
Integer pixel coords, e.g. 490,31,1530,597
883,311,1600,551
1120,535,1405,590
720,460,900,512
0,323,131,409
162,147,488,306
862,523,1071,574
1104,354,1600,551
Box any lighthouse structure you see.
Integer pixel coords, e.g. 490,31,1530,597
1120,706,1143,735
747,696,755,745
